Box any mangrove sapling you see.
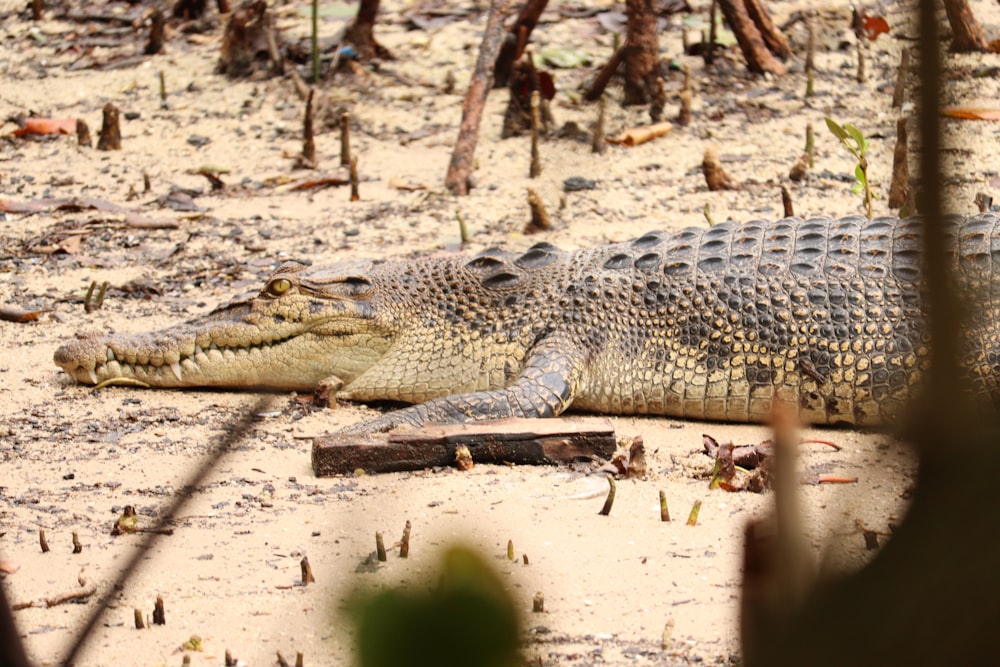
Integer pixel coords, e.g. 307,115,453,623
825,117,874,218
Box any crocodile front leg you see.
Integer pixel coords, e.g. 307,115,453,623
336,340,582,435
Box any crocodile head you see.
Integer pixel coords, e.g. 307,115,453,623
53,261,394,391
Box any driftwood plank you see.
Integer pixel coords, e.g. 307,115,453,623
311,418,617,476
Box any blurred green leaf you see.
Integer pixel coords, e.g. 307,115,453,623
536,47,591,69
350,546,521,667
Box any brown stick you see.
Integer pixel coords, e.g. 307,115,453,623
96,103,121,151
444,0,513,195
705,0,717,65
789,153,808,182
598,475,616,516
781,185,794,217
349,156,359,201
529,91,542,178
888,117,909,209
892,48,909,108
300,556,315,584
152,595,165,625
399,520,411,558
703,146,738,190
592,95,607,154
14,571,97,610
584,46,624,102
300,89,316,168
76,119,91,147
524,187,550,234
339,112,351,167
678,65,692,126
144,9,165,55
716,0,787,75
804,14,815,96
46,583,97,608
312,418,617,476
856,40,866,83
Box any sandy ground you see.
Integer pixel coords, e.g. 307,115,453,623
2,0,999,664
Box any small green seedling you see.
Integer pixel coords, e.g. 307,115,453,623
825,117,873,218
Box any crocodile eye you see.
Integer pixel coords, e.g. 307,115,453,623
267,278,292,296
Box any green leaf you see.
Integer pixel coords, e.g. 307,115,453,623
854,164,866,184
851,183,864,195
845,124,866,150
824,117,849,142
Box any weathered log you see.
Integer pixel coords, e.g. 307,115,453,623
312,418,617,476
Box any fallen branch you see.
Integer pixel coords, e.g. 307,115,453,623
444,0,513,195
13,569,97,610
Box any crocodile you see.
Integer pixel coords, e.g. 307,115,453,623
54,214,1000,432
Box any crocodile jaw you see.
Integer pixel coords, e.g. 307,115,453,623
53,324,387,391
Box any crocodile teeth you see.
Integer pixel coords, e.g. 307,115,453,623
170,362,183,382
195,344,205,356
88,368,98,384
106,348,116,362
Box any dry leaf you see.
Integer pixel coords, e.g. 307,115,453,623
942,107,1000,121
607,121,673,147
0,305,44,322
388,178,428,191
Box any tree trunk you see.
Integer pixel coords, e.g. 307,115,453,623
716,0,787,75
942,0,990,52
743,0,791,59
343,0,391,61
622,0,659,105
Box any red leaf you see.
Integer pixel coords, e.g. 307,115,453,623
862,16,890,41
